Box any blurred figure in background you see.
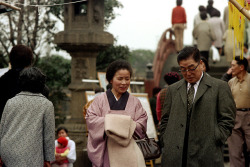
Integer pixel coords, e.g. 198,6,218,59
223,6,229,30
201,56,210,73
0,45,33,119
149,87,161,126
208,10,225,56
171,0,187,52
206,0,220,17
54,127,76,167
156,72,181,122
193,11,216,62
193,6,210,47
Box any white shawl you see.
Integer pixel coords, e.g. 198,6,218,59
105,114,145,167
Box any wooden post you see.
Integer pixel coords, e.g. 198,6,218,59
229,0,250,20
0,1,21,11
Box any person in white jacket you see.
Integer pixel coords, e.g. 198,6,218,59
53,127,76,167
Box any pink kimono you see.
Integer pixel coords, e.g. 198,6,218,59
86,93,148,167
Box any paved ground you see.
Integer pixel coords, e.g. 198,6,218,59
152,160,230,167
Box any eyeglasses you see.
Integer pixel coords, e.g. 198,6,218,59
179,61,200,73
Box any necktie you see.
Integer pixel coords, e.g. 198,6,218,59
187,84,195,114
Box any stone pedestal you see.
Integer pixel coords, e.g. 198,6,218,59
54,1,114,166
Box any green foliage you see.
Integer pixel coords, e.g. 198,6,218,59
129,49,155,78
96,45,131,72
37,55,71,126
37,56,71,91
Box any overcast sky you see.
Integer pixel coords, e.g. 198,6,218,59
107,0,228,51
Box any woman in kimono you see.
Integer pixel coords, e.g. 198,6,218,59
86,60,148,167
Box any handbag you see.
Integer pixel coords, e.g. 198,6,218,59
134,125,161,161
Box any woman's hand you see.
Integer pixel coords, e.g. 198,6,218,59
44,161,51,167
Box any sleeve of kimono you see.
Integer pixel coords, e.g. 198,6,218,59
160,87,172,147
133,98,148,139
85,97,106,167
43,102,55,162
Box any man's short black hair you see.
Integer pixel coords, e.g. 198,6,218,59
208,0,213,5
106,60,133,84
19,67,46,93
177,46,201,64
9,45,33,69
244,43,248,50
177,0,182,6
234,56,249,71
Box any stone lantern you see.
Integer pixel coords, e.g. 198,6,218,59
54,0,113,166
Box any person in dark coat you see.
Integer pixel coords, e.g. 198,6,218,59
0,45,33,119
160,46,236,167
149,87,161,126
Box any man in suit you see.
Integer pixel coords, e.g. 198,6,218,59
160,46,236,167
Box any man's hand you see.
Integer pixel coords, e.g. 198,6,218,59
226,67,233,76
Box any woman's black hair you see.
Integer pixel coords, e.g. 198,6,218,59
56,127,68,135
106,60,133,83
9,45,33,69
19,67,46,93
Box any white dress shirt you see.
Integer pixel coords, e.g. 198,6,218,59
187,72,204,102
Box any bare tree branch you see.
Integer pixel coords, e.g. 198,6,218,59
0,36,10,57
17,0,24,44
31,0,40,51
7,13,15,46
0,1,21,11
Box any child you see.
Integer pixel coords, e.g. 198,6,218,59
52,137,70,167
54,127,76,167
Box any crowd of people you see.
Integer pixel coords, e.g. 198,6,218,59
172,0,250,66
0,1,250,166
